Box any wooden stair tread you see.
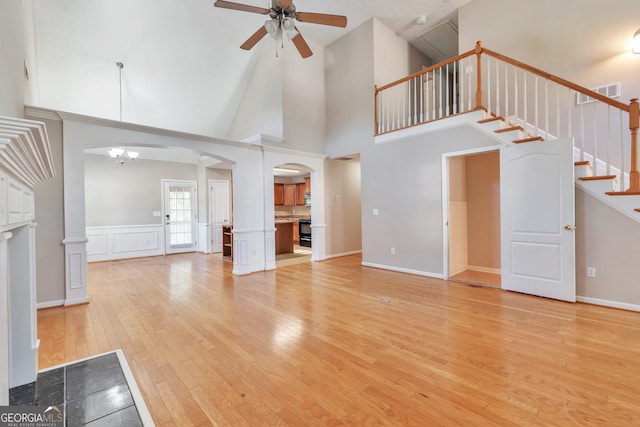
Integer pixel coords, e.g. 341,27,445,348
574,161,590,166
579,175,617,181
478,117,504,124
605,191,640,196
495,126,523,134
513,136,544,144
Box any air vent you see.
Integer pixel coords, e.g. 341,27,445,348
24,60,30,84
576,83,620,105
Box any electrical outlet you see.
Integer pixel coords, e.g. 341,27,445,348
373,209,379,216
587,267,596,278
465,65,473,74
391,247,396,255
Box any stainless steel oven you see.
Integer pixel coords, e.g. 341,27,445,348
299,219,311,247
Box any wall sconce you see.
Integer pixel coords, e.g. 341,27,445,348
633,29,640,54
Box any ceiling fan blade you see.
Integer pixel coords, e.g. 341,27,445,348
240,26,268,50
291,30,313,58
295,12,347,28
214,0,269,15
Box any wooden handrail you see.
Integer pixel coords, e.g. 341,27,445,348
374,42,638,192
480,46,630,112
374,49,476,93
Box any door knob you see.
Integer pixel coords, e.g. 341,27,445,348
564,225,576,231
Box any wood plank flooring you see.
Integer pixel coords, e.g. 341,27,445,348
38,254,640,426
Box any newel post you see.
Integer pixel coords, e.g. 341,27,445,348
475,41,483,109
629,98,639,192
374,85,379,135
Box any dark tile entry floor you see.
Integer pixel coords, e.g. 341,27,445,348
9,352,144,426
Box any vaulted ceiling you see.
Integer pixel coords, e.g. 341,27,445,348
32,0,469,138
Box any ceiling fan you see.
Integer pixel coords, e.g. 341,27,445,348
214,0,347,58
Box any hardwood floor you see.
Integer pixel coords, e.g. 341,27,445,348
450,270,501,287
38,254,640,426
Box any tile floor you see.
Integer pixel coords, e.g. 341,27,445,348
9,352,143,426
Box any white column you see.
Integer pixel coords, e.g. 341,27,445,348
8,224,39,388
0,232,12,405
309,167,327,262
62,122,89,305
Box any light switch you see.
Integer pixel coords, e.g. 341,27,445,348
373,209,379,216
153,211,161,217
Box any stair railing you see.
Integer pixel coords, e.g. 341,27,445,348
374,41,640,194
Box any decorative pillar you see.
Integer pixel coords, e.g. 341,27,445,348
62,121,89,305
0,232,12,405
8,224,39,387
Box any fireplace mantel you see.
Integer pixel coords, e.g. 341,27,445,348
0,116,55,405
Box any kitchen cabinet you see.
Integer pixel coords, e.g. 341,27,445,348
275,222,294,255
274,183,284,205
222,225,233,261
293,221,299,244
283,184,296,206
295,183,306,206
304,176,310,194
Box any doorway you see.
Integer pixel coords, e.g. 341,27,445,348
209,179,230,254
163,180,198,254
445,149,501,287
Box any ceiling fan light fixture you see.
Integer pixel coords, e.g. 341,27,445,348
108,148,124,158
632,29,640,54
282,17,298,40
265,18,280,38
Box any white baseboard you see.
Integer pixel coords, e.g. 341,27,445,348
37,299,65,309
64,297,90,307
325,250,362,259
468,265,501,275
577,296,640,312
361,262,444,280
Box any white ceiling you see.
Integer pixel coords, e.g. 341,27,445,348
32,0,468,142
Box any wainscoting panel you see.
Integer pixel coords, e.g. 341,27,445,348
86,225,164,262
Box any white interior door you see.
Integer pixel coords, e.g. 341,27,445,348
163,180,198,254
209,179,230,253
500,138,575,302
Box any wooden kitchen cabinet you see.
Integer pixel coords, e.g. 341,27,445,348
275,222,294,255
304,176,310,194
296,183,306,206
222,225,233,261
283,184,296,206
293,221,299,244
274,183,284,205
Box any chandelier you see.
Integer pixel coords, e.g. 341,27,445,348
108,61,139,165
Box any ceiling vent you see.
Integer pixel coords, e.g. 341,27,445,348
576,83,621,105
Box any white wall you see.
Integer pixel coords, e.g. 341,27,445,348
226,42,284,142
362,126,499,276
84,154,197,226
0,1,29,117
282,40,326,154
459,0,640,105
31,0,256,137
576,188,640,307
325,19,375,159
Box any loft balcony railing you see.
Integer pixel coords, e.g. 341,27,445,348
374,41,640,194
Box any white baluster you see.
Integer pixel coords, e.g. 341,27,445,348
556,84,560,138
620,109,626,190
504,63,509,124
467,59,472,111
580,102,585,162
592,102,597,175
544,79,549,140
514,68,519,124
495,58,500,117
446,64,450,116
606,105,611,176
433,70,437,119
453,62,458,115
487,58,492,118
523,73,528,136
420,72,424,123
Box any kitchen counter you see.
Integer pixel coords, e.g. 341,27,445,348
275,216,310,224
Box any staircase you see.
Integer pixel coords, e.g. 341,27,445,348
374,41,640,223
470,112,640,222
